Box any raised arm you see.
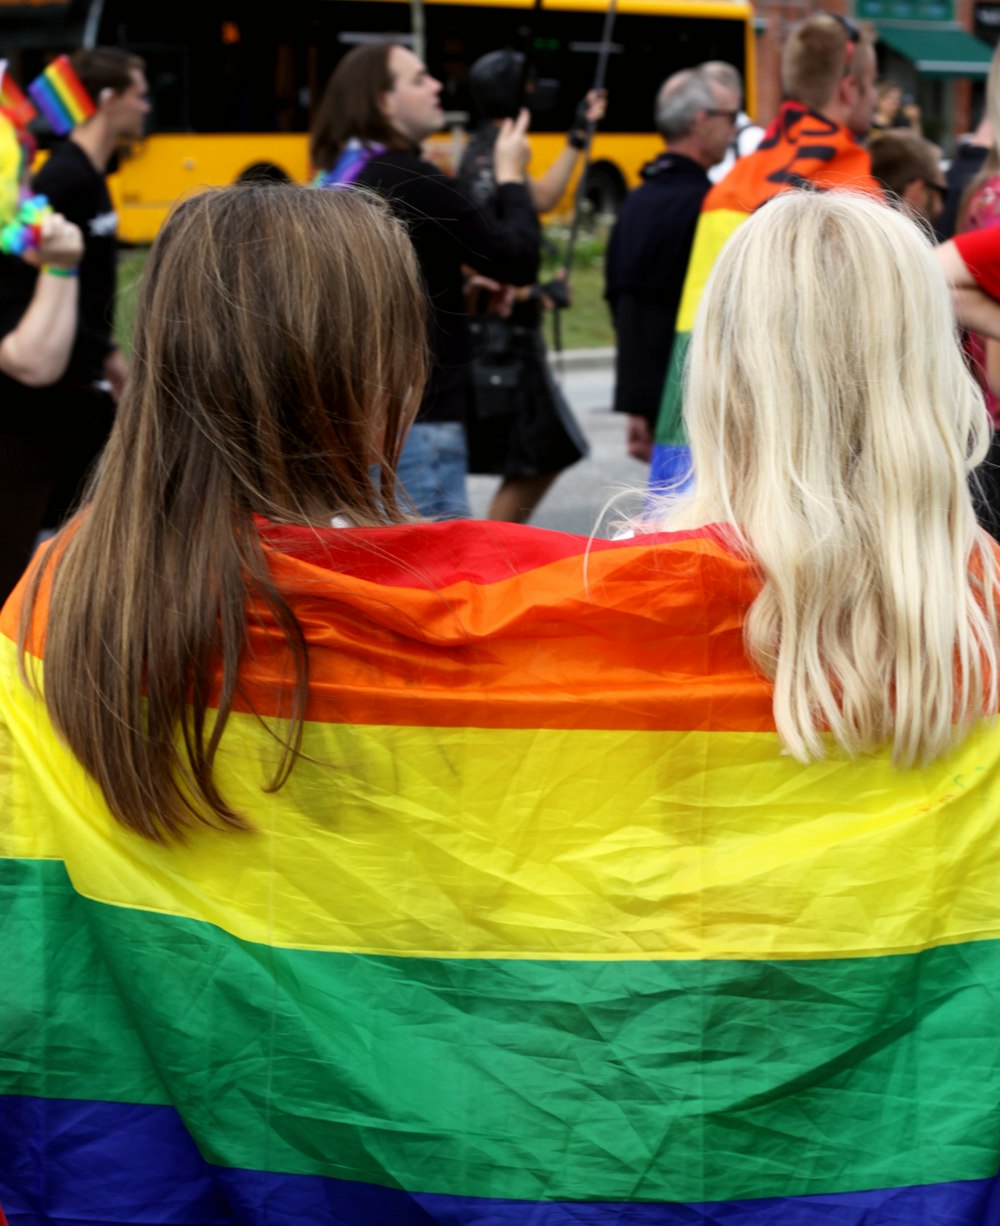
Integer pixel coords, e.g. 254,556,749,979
528,90,607,214
0,213,83,387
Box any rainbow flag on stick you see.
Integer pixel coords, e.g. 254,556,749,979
0,61,37,131
650,103,881,488
3,521,1000,1222
27,54,95,136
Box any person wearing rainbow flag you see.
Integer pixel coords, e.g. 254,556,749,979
649,11,882,488
4,176,1000,1222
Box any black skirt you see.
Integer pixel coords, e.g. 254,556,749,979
465,319,589,478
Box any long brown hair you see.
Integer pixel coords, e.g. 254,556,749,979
310,42,415,172
21,183,427,841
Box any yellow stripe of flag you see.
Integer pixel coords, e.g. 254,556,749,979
6,638,1000,963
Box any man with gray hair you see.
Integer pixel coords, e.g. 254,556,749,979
605,66,739,460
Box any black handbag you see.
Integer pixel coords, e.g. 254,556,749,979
469,319,525,420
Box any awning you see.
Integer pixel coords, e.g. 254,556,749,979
877,25,993,77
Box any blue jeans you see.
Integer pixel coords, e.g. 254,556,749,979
396,422,471,520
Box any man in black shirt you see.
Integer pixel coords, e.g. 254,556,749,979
34,47,148,404
312,43,540,518
0,48,148,598
605,67,739,461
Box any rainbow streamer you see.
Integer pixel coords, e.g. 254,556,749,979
28,54,95,136
4,520,1000,1222
0,60,37,131
649,103,882,488
0,193,51,255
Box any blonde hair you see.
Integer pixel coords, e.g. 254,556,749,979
665,190,998,766
781,14,874,113
22,184,428,841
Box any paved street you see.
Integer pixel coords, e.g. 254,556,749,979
467,352,649,536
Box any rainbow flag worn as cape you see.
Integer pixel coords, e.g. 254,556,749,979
650,102,881,488
4,519,1000,1223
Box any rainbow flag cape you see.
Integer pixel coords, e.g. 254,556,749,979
4,520,1000,1223
650,103,881,487
27,54,95,136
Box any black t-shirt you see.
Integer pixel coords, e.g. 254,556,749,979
32,139,118,385
355,149,540,423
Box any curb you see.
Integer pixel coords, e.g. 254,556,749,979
547,346,615,374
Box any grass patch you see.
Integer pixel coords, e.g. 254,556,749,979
114,247,148,355
113,217,617,357
541,216,615,351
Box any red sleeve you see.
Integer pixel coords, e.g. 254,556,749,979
954,225,1000,299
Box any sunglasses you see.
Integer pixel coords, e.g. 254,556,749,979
830,12,861,72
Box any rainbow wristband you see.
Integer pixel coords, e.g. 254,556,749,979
41,264,79,278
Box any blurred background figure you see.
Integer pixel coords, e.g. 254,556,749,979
701,60,764,184
311,41,539,521
457,48,601,524
868,129,947,229
650,12,880,489
949,40,1000,536
606,65,738,462
871,79,922,135
0,106,84,604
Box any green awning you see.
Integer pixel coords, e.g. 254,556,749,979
877,26,993,77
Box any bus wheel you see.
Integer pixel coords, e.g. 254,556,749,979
234,162,293,185
584,162,626,219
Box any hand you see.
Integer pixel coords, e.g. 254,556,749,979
494,108,531,185
582,88,607,125
626,415,654,463
464,274,516,319
22,213,83,271
568,89,607,149
104,347,128,400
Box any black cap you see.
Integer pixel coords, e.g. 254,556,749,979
469,49,528,119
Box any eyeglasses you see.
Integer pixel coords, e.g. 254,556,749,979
927,181,949,203
705,108,739,123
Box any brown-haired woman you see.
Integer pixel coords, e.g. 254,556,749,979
311,41,540,520
16,183,427,836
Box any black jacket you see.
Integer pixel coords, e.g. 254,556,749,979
605,152,711,425
357,150,540,423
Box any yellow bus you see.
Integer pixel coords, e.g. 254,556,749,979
5,0,755,243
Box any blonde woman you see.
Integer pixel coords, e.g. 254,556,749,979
5,185,1000,1221
655,188,1000,765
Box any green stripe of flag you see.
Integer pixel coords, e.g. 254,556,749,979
3,856,998,1204
655,331,691,447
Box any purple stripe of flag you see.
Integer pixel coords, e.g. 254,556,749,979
2,1095,998,1226
27,75,73,135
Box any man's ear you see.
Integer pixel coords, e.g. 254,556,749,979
836,72,859,115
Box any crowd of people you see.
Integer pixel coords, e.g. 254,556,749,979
6,17,1000,1226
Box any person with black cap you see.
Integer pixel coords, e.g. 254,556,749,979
456,50,605,523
